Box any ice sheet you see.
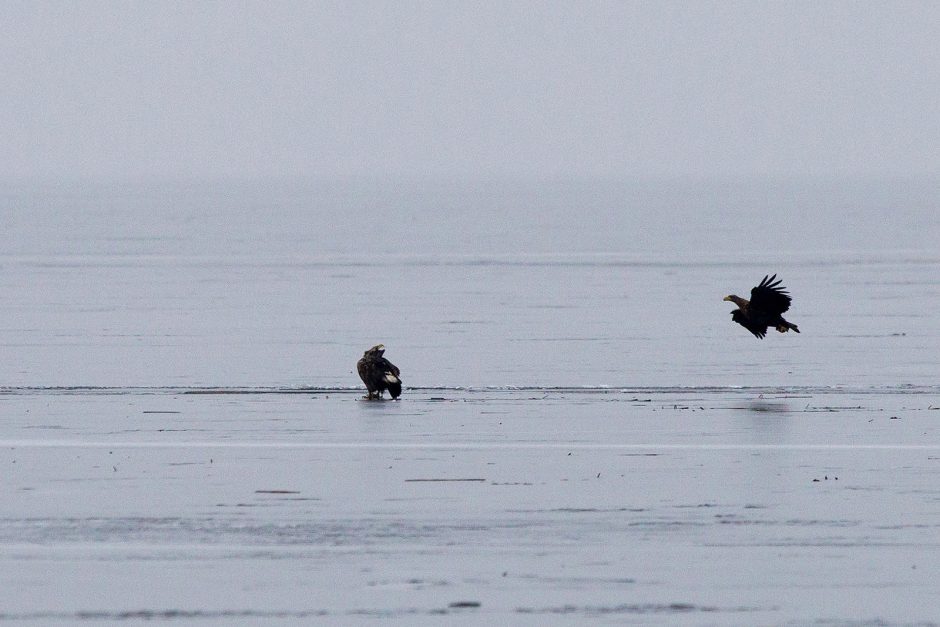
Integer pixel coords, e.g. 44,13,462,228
2,180,939,623
2,386,940,623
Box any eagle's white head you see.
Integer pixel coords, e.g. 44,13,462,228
364,344,385,358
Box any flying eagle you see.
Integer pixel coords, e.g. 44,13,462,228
724,274,800,339
357,344,402,399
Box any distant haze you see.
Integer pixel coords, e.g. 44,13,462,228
4,1,940,182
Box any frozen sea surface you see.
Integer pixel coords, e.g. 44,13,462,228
1,180,940,623
2,386,940,624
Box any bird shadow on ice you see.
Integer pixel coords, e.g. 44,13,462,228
746,400,791,413
730,399,794,439
727,398,792,414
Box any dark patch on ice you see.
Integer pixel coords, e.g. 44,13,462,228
746,401,791,413
0,516,502,546
515,574,636,585
254,490,300,494
715,516,776,526
782,519,855,527
0,606,493,620
367,578,450,589
447,601,481,609
541,507,646,514
515,602,763,615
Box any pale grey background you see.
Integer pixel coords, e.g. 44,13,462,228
3,1,939,182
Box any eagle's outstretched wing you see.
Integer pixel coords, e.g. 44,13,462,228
749,274,791,315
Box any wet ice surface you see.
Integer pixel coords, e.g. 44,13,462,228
3,386,940,624
2,180,940,623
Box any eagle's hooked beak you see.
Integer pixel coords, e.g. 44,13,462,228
723,296,733,302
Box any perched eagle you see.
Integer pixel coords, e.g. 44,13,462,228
724,274,800,339
357,344,402,399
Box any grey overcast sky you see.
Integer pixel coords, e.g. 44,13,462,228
3,1,939,182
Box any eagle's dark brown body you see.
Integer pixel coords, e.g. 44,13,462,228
724,274,800,339
357,344,402,399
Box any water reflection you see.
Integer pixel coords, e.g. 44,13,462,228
747,400,791,413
